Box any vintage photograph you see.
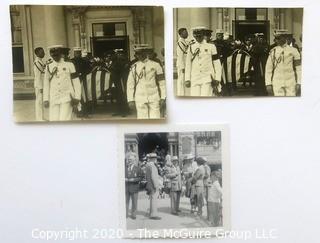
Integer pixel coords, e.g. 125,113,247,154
118,126,230,238
11,5,165,122
173,8,303,97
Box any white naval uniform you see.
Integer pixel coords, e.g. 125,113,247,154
176,37,188,96
43,59,81,121
33,57,46,121
265,44,301,96
127,59,166,119
185,40,222,96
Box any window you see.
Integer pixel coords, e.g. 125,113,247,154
235,8,268,21
92,22,127,37
10,5,24,73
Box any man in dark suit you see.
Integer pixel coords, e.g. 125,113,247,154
125,155,142,220
145,153,161,220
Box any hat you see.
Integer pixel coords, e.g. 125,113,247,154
274,29,288,36
73,47,82,51
216,29,224,34
192,26,209,31
48,45,63,50
184,154,194,160
147,153,157,159
114,48,125,53
254,33,265,37
133,44,153,51
172,156,179,161
195,156,207,165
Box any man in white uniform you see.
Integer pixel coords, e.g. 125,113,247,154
33,47,46,121
127,45,166,119
43,45,82,121
176,28,189,96
185,26,222,96
265,29,302,96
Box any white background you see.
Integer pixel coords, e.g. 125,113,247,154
1,0,319,242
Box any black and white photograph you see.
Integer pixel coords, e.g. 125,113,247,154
173,8,303,97
11,5,165,122
118,126,230,238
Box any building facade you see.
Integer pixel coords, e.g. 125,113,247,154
173,8,303,58
10,5,164,97
125,132,222,165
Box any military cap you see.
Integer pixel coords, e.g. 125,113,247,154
73,47,82,51
274,29,288,36
114,48,125,53
133,44,153,51
254,33,265,37
48,45,63,50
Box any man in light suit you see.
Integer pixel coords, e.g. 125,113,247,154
125,154,142,220
43,45,82,121
145,153,161,220
176,28,188,96
127,45,166,119
191,157,206,217
265,29,301,97
33,47,46,121
185,26,222,96
165,156,182,215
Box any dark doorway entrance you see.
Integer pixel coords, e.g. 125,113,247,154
233,20,270,43
90,36,130,59
137,133,169,161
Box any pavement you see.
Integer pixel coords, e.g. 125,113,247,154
126,193,213,230
13,99,136,122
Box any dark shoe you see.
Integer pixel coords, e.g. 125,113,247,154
171,212,178,216
177,209,181,212
112,113,120,116
131,215,136,220
150,216,161,220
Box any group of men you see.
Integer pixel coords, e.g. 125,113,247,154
176,26,302,97
32,44,166,121
125,152,223,226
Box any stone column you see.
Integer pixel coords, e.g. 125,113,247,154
190,8,210,28
217,8,223,29
43,6,67,47
285,9,293,34
279,9,285,29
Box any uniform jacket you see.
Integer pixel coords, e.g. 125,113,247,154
145,162,159,192
176,37,188,71
125,163,142,193
43,59,81,105
265,44,301,87
127,59,166,103
185,40,222,86
165,164,182,192
191,164,205,187
33,57,45,89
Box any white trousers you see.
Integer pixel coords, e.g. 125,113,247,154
177,70,185,96
273,84,296,97
191,83,213,96
49,102,73,121
35,88,43,121
135,101,160,119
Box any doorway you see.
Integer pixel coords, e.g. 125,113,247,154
233,20,270,43
90,36,129,59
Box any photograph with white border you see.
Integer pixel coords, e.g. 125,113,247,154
118,125,230,239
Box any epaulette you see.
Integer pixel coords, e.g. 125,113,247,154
189,40,196,45
46,59,53,65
